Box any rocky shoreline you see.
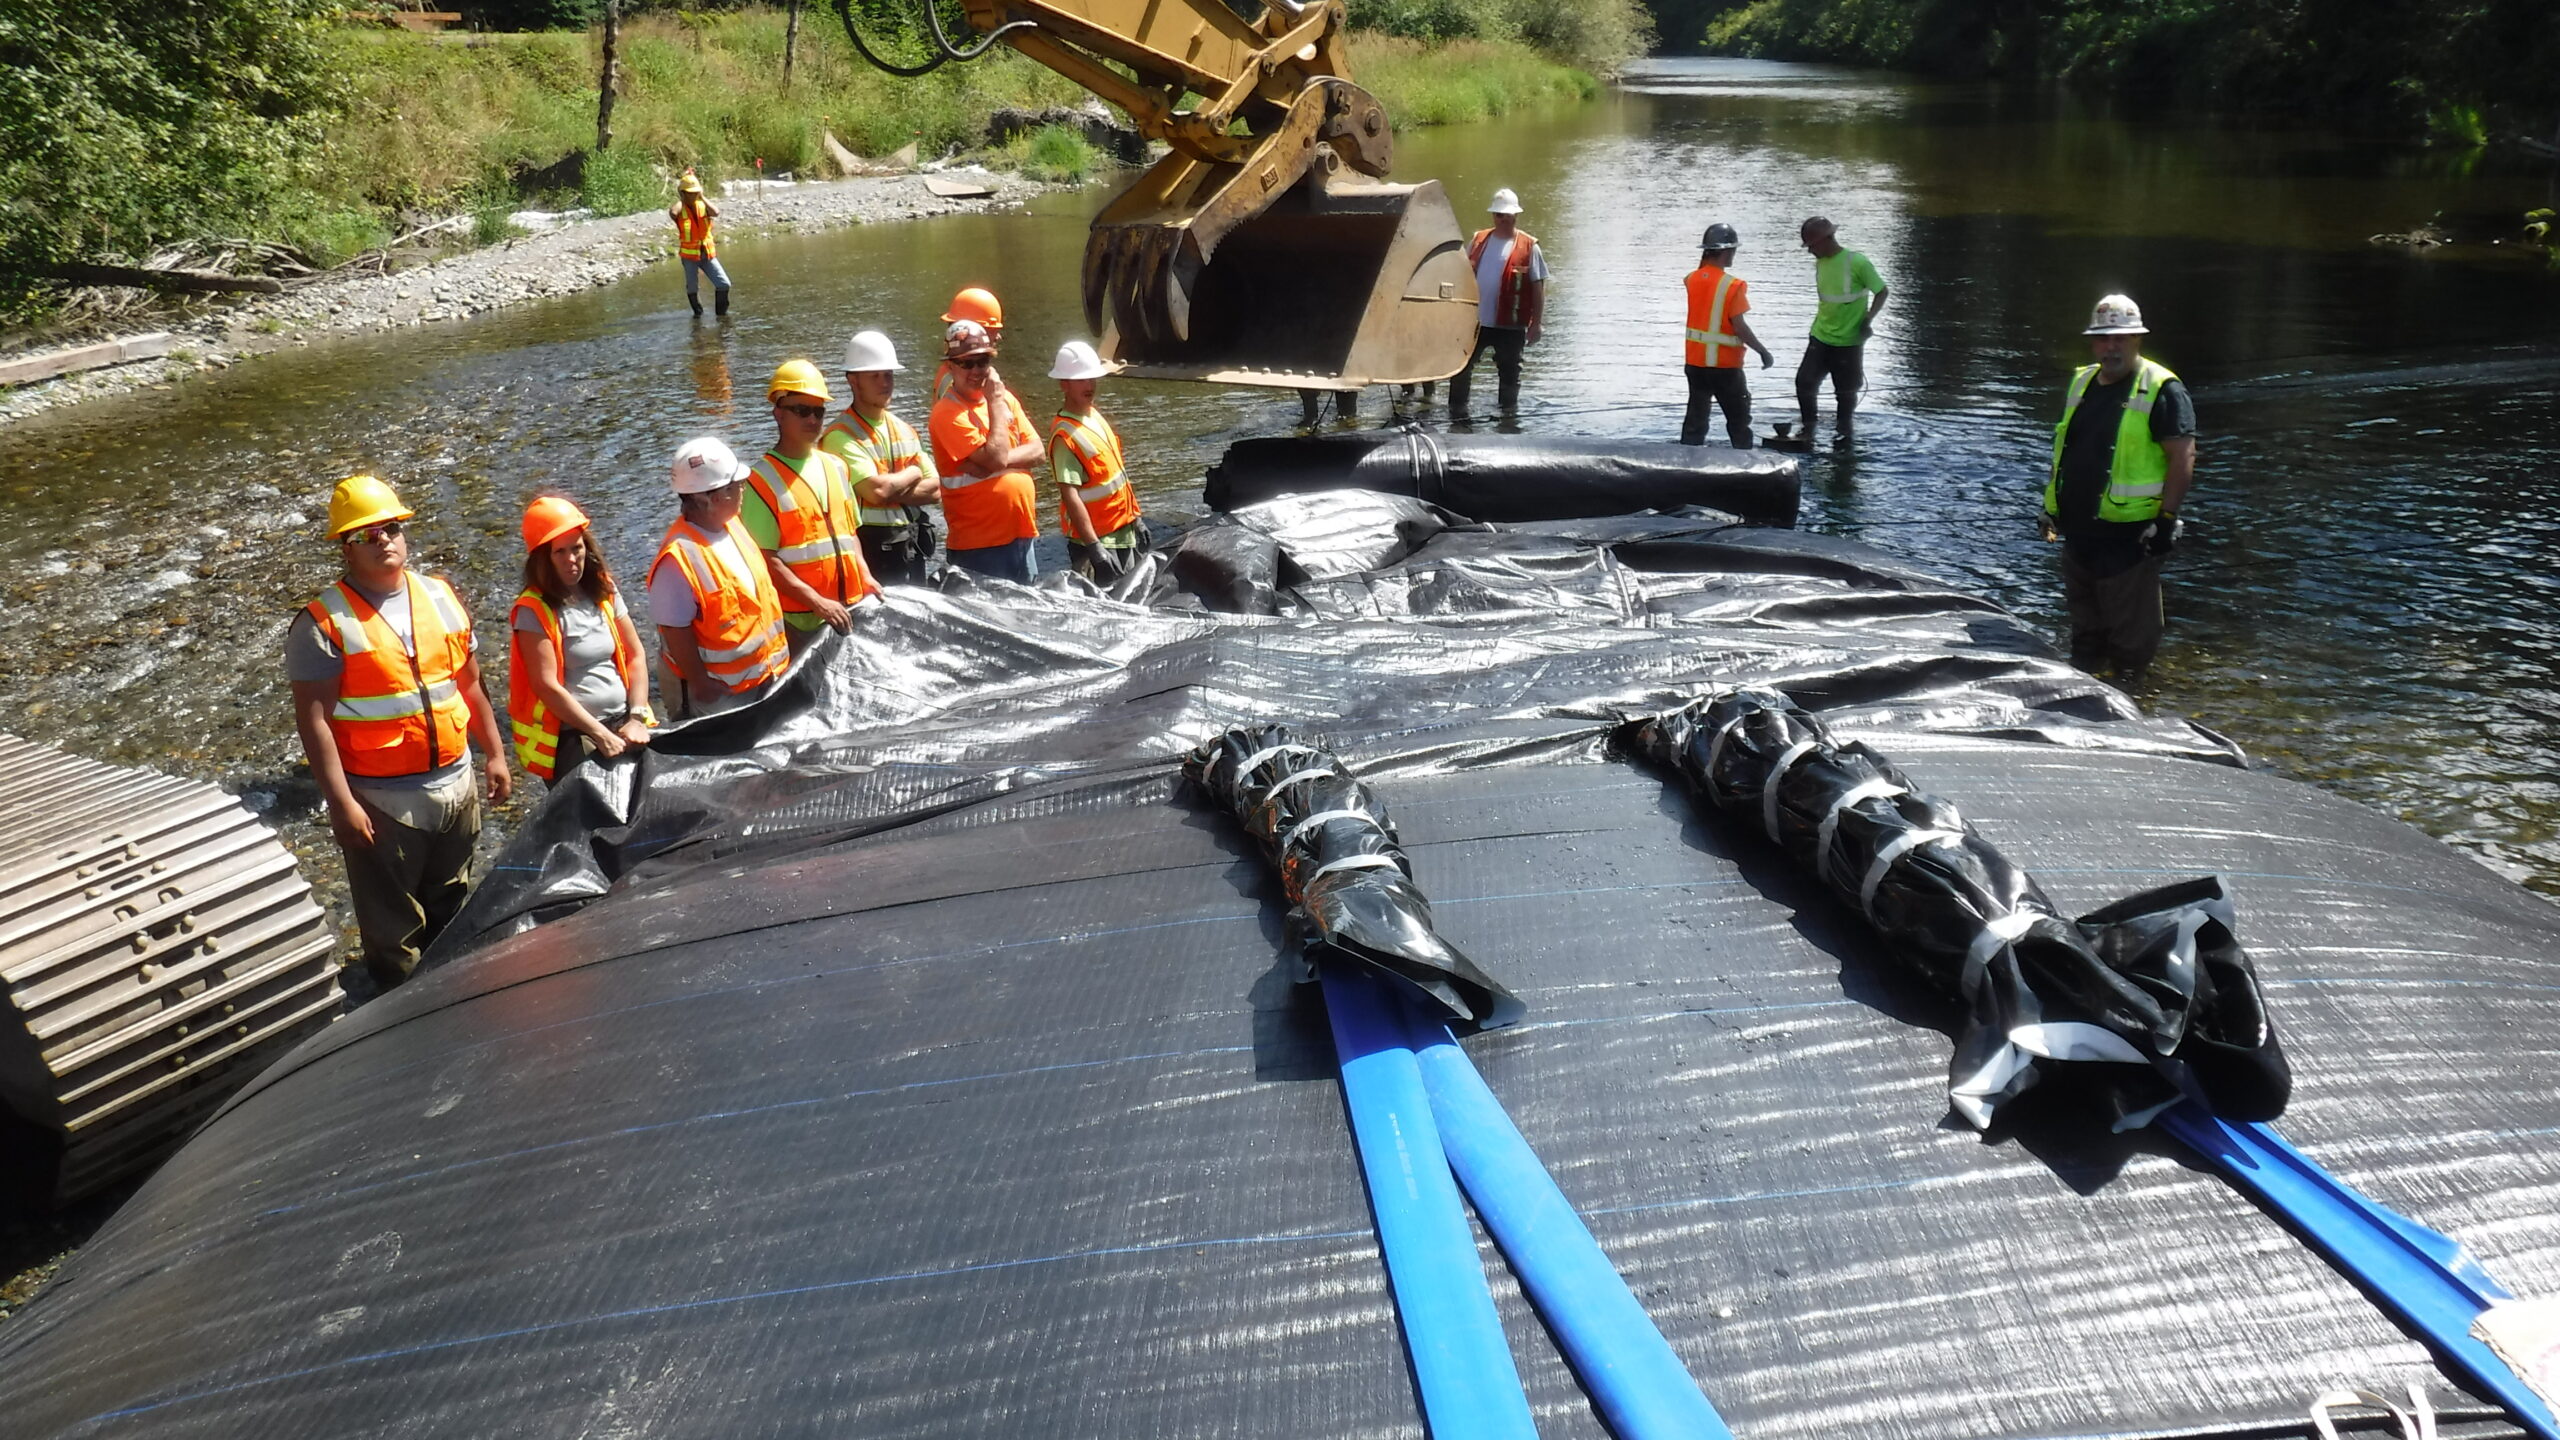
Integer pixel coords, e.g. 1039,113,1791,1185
0,169,1053,428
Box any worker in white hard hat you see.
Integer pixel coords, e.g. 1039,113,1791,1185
2038,293,2196,685
287,475,510,994
649,437,789,716
1448,187,1548,418
1047,339,1148,582
822,329,943,586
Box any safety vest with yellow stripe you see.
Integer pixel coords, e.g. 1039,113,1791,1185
821,406,935,528
651,517,789,694
1048,408,1140,537
746,448,878,619
1683,265,1748,368
675,204,716,261
304,573,474,779
506,587,646,781
2043,357,2178,524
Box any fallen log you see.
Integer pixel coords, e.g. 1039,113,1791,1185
39,263,284,296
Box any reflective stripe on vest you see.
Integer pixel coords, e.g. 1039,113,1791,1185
306,574,473,778
1685,268,1744,367
655,518,787,692
507,586,643,781
1468,227,1539,328
822,407,920,527
2043,357,2179,523
747,450,874,611
676,206,715,260
1050,408,1140,534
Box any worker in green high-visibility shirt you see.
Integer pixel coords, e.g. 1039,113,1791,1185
1794,216,1888,441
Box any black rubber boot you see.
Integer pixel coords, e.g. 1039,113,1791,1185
714,287,731,317
688,294,704,318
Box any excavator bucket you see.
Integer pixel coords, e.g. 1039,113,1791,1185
1086,162,1481,391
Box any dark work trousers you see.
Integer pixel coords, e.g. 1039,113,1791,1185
860,524,930,586
1449,325,1527,414
343,790,480,990
1682,365,1754,448
1795,338,1866,431
2060,547,2166,679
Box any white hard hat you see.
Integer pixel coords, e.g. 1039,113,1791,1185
1487,187,1524,216
843,329,903,373
1049,339,1110,381
670,436,749,494
2084,293,2149,335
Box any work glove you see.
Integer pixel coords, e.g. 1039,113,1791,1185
2142,512,2182,556
1092,544,1131,582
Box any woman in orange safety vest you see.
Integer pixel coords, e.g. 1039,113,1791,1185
669,171,731,318
508,496,655,782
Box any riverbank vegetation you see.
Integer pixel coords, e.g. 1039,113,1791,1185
1642,0,2559,145
0,0,1622,329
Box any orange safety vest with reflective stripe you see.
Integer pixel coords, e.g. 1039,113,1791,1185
821,406,933,528
506,586,646,780
675,203,716,261
652,517,788,694
1048,408,1140,536
303,573,474,780
1468,227,1540,329
746,449,878,613
1683,265,1749,368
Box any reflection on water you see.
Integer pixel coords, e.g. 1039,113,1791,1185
0,58,2554,895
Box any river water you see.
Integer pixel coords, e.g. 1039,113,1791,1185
0,57,2555,902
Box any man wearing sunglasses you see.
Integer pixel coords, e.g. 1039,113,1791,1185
286,475,511,994
927,320,1044,584
742,359,879,652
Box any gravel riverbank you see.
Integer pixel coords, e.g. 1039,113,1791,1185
0,169,1052,429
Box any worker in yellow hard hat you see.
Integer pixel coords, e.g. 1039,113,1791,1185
669,170,730,319
740,359,878,650
287,475,510,994
508,496,654,785
933,287,1004,402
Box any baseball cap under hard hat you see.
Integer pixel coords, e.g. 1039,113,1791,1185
1487,188,1523,215
2084,294,2149,335
670,436,749,495
944,320,995,359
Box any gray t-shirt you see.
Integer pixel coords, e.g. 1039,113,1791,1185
512,595,628,719
286,573,474,792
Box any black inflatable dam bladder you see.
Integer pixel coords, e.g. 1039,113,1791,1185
1203,429,1802,526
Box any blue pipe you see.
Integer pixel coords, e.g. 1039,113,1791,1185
2158,1102,2560,1440
1411,1019,1736,1440
1320,960,1541,1440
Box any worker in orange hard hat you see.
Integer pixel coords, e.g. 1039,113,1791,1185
669,170,730,319
742,358,879,651
508,497,655,785
933,287,1005,402
287,475,510,994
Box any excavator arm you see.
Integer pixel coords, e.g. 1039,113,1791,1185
939,0,1481,388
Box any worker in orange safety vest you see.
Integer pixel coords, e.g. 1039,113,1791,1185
743,359,879,651
649,437,790,716
508,495,655,785
1680,221,1774,449
669,170,730,318
1449,187,1549,417
1047,339,1149,582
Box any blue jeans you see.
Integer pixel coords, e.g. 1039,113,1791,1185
682,256,731,297
949,538,1037,584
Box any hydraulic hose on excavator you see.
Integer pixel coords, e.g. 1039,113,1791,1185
837,0,1479,390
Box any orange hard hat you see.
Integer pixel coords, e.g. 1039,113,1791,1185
522,495,591,552
941,287,1003,327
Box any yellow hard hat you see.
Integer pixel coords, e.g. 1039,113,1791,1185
678,172,704,194
326,474,413,539
767,358,833,403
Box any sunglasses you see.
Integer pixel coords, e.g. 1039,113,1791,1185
953,356,994,370
341,520,405,546
777,402,828,421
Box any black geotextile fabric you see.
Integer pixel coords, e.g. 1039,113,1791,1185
9,495,2560,1439
1203,428,1805,525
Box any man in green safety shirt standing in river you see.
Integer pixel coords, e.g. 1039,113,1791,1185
2041,293,2196,686
1796,216,1887,440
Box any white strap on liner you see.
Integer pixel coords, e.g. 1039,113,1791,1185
1962,909,2043,976
1280,808,1386,853
1235,741,1316,779
1816,777,1906,866
1859,828,1964,912
1267,764,1340,799
1761,738,1820,842
1309,853,1404,882
2309,1385,2437,1440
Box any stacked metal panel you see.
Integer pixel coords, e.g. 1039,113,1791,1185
0,735,338,1203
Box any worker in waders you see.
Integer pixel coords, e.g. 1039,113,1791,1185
287,475,511,993
743,359,879,652
1450,187,1548,418
2040,294,2196,687
823,330,943,587
508,497,654,786
1047,339,1149,581
670,171,729,318
928,320,1045,584
1681,223,1774,448
1794,216,1888,441
650,438,790,717
932,288,1004,403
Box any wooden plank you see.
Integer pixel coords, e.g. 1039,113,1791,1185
0,333,172,387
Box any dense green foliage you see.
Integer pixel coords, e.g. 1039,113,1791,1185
1352,0,1651,72
1644,0,2560,137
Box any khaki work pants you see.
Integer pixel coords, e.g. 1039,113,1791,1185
342,789,480,990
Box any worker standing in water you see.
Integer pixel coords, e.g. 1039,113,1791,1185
933,288,1005,402
650,438,790,716
823,330,942,587
1795,216,1888,441
669,171,730,319
1047,340,1148,581
1449,188,1547,418
929,320,1045,584
742,359,879,652
2040,294,2195,687
509,497,654,785
287,475,511,992
1680,222,1773,448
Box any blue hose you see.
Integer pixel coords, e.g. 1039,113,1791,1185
1320,961,1540,1440
1411,1018,1736,1440
2159,1102,2560,1440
